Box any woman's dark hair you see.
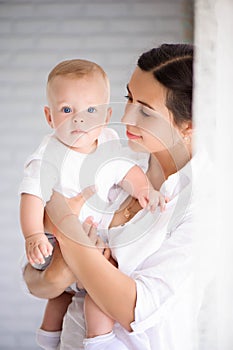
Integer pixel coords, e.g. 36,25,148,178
138,43,193,125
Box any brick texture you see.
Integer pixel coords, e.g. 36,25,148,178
0,0,193,348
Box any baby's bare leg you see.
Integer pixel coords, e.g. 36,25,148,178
84,293,114,338
41,291,73,331
36,292,73,349
83,294,128,350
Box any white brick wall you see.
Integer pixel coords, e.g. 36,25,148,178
0,0,192,348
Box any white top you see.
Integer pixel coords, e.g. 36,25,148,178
19,128,148,225
59,150,215,350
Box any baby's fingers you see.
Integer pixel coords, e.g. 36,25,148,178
27,253,37,266
158,195,166,212
30,246,45,265
39,241,53,258
147,191,160,212
149,197,160,213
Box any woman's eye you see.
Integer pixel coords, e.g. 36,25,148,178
140,107,151,117
62,107,72,113
87,107,96,113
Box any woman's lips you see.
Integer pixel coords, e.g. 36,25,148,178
126,130,141,140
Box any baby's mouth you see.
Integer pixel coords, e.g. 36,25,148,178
71,129,86,134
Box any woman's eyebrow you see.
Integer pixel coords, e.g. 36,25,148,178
126,84,155,110
138,101,155,110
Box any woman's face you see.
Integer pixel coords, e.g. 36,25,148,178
121,67,183,154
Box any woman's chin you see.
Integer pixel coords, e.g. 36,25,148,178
128,139,148,153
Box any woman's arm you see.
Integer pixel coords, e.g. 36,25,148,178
23,243,76,299
46,190,137,331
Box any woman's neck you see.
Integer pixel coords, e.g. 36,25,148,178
147,142,192,190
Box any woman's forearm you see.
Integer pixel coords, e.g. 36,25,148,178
55,219,136,331
23,263,64,299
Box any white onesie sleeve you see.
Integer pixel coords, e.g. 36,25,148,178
19,158,59,205
19,134,60,205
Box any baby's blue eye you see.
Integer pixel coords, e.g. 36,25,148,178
63,107,72,113
87,107,96,113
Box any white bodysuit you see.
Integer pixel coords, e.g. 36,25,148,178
19,127,148,228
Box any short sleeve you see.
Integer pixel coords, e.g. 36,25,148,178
113,144,149,182
19,158,59,205
19,159,43,198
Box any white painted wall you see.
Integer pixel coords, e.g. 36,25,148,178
194,0,233,348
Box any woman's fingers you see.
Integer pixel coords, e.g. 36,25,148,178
82,216,96,243
82,216,106,250
81,185,96,202
103,247,111,260
82,216,94,234
96,236,106,251
45,187,96,237
88,223,99,245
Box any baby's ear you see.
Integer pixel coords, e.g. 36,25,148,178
105,107,112,124
44,106,53,128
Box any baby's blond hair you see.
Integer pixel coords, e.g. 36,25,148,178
47,59,109,85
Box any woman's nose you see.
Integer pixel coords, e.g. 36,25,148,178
121,103,138,125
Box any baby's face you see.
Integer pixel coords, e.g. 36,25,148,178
45,73,111,153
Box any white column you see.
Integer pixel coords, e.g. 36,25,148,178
194,0,233,349
215,0,233,348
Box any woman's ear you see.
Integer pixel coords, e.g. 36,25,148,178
181,120,192,140
44,106,53,128
105,107,112,124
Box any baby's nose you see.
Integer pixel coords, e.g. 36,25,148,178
73,115,84,124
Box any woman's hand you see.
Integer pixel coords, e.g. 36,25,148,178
82,216,106,253
45,187,96,242
46,242,77,287
82,216,118,268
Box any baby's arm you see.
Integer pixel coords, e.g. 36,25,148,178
119,165,167,212
20,193,53,265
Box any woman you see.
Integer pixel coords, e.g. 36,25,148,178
24,43,208,350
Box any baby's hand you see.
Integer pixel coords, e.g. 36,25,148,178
25,233,54,266
138,188,168,213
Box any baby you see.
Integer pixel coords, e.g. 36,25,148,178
19,59,166,349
